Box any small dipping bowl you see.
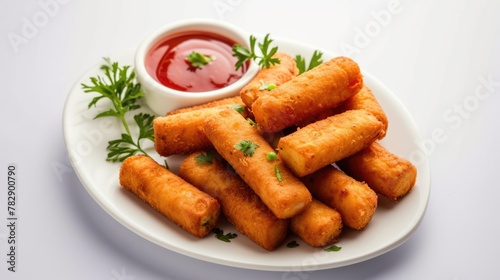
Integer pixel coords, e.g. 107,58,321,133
135,18,259,115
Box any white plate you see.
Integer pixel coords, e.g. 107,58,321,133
63,37,430,271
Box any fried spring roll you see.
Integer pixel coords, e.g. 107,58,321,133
294,106,345,128
119,155,220,238
240,52,298,108
251,56,363,133
290,199,343,247
337,142,417,201
204,108,312,219
166,95,245,115
179,152,289,250
154,106,249,156
303,165,377,230
278,110,384,177
342,85,388,139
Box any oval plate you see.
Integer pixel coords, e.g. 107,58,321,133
63,36,430,271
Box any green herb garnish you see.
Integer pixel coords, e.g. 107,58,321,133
212,228,238,242
324,244,342,252
81,58,155,162
233,33,280,70
274,164,283,182
186,51,214,68
287,240,299,248
230,104,246,115
195,150,216,165
246,118,257,126
106,113,155,162
259,82,277,91
295,50,324,74
234,140,259,157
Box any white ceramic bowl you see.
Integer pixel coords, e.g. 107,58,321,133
135,18,259,115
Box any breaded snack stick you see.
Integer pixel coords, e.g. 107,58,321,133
166,95,245,115
204,108,312,219
278,110,384,177
251,56,363,133
240,52,299,108
337,141,417,201
290,199,343,247
179,152,289,251
154,108,214,156
295,106,343,128
154,106,250,156
302,165,377,230
119,155,220,238
342,85,388,139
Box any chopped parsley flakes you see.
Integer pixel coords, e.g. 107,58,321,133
234,140,259,157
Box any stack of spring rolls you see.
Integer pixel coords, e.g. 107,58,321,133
119,53,417,251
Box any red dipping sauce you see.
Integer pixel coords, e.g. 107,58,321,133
145,31,248,92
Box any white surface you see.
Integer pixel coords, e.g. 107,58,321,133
1,0,499,279
62,43,430,271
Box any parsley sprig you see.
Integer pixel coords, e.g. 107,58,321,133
186,51,214,69
195,150,217,165
212,228,238,242
106,113,155,162
295,50,324,74
230,104,246,115
81,58,155,162
233,33,280,70
324,244,342,252
234,140,260,157
287,240,300,248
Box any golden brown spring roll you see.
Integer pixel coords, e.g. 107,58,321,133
154,105,249,156
290,199,343,247
154,108,213,156
179,151,289,251
295,106,344,128
119,155,220,238
342,85,388,139
302,165,378,230
251,56,363,133
166,95,245,115
240,52,299,108
203,108,312,219
337,141,417,201
278,110,384,177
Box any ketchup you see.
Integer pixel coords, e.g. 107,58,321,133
145,31,247,92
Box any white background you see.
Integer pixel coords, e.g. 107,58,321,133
1,0,499,279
